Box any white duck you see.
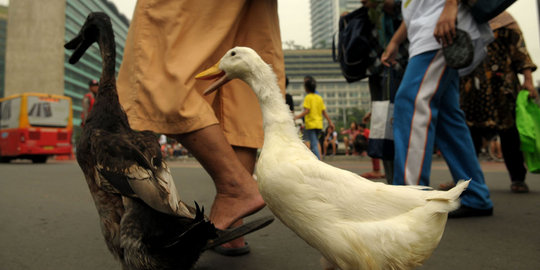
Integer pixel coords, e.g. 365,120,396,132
196,47,469,270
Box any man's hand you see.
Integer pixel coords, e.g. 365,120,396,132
382,41,399,67
434,0,459,47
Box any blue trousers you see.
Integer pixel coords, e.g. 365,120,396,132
393,50,493,210
305,128,322,160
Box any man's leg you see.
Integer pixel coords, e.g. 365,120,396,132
393,51,443,186
171,124,265,231
220,146,258,249
307,129,321,159
433,68,493,211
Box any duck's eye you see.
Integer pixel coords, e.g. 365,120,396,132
231,51,236,57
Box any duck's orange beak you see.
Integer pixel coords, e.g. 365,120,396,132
195,61,231,95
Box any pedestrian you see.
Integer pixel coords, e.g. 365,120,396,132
117,0,285,255
358,0,407,184
294,76,334,160
458,11,537,193
81,79,98,126
382,0,494,217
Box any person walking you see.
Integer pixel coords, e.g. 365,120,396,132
459,11,537,193
382,0,494,217
294,76,334,160
117,0,285,255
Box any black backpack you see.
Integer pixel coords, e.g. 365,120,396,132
332,7,380,83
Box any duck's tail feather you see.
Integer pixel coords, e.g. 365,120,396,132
426,180,470,213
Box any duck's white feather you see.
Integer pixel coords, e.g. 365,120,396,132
218,47,469,270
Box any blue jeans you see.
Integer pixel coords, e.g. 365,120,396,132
305,129,322,160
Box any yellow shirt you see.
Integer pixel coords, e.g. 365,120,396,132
303,93,326,130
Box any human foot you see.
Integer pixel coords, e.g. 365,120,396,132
209,178,265,230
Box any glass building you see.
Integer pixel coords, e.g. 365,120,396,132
64,0,129,127
310,0,361,49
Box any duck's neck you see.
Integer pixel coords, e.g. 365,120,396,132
244,68,299,141
96,19,117,101
91,18,129,129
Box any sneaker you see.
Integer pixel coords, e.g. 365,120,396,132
448,205,493,218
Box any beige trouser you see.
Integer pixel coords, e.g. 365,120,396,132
117,0,285,148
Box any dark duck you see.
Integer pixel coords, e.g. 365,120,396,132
65,13,271,270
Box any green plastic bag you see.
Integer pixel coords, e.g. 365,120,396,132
515,90,540,173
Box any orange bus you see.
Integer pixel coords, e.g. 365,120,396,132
0,93,73,163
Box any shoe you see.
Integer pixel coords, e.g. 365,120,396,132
510,181,529,193
448,205,493,218
212,242,251,256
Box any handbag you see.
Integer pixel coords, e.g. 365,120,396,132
367,100,394,159
465,0,517,23
332,7,380,83
443,29,474,69
367,67,401,160
515,90,540,173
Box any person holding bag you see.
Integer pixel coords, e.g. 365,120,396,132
356,0,407,184
458,11,537,193
382,0,494,218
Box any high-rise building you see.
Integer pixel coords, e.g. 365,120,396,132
310,0,360,49
4,0,129,128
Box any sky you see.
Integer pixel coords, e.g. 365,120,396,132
0,0,538,82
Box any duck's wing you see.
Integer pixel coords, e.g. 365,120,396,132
91,129,192,218
263,158,434,221
306,160,467,219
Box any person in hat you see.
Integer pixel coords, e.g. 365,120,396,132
81,79,99,126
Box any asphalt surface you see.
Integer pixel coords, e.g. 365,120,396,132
0,157,539,270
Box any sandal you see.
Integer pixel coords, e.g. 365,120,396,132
511,181,529,193
204,216,274,250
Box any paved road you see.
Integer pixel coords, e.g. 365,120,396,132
0,157,539,270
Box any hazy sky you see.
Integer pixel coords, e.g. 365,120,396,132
0,0,538,82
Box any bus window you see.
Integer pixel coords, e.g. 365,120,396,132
0,97,21,130
27,96,70,128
